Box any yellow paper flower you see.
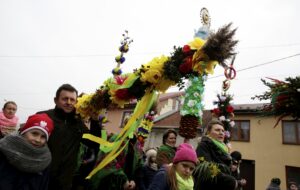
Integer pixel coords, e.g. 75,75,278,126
155,78,176,92
193,60,218,75
193,61,205,75
139,56,169,84
205,60,218,74
188,37,206,50
75,93,94,118
198,156,205,162
140,69,162,84
209,164,221,178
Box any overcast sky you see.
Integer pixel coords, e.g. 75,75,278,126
1,0,300,123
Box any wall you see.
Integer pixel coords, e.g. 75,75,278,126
232,114,300,189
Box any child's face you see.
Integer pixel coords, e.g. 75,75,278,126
22,129,47,148
290,184,298,190
175,161,196,180
150,155,156,163
231,163,238,171
3,103,17,119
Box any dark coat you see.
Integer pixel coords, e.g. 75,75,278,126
194,136,236,190
147,168,169,190
38,107,88,190
72,119,103,189
0,152,50,190
138,165,158,190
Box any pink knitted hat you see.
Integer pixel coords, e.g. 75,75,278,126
173,143,197,164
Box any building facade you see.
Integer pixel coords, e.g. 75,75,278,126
105,93,300,190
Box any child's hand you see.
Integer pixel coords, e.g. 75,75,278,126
123,180,136,190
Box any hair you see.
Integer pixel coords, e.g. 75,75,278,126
231,151,242,161
162,129,177,144
166,164,178,190
145,148,157,165
3,101,17,109
55,84,78,98
205,119,224,135
271,177,281,185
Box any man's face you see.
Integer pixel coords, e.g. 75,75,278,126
54,90,77,113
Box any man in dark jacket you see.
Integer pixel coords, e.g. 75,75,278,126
38,84,89,190
230,151,247,190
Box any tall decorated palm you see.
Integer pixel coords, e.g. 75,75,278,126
179,8,237,140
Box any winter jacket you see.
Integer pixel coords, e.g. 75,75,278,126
138,165,158,190
72,119,102,189
38,107,88,190
148,168,170,190
266,182,281,190
0,149,50,190
194,136,236,190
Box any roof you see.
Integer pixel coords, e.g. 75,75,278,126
158,91,184,102
233,103,266,114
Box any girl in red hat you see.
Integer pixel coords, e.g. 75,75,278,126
0,113,54,190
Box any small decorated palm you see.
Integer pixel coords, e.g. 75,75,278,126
179,115,199,139
179,76,205,139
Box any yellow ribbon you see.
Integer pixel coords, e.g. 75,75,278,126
82,134,115,148
86,90,157,179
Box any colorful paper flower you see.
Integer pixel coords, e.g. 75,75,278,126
182,45,191,54
219,116,226,121
179,57,193,74
226,105,234,113
212,108,221,116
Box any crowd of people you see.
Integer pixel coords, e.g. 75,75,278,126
0,83,299,190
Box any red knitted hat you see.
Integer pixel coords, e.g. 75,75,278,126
20,113,54,140
173,143,197,165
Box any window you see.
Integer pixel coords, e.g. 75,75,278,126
230,120,250,142
120,110,133,128
282,120,300,145
286,166,300,189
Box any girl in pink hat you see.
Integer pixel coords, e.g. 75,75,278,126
148,143,197,190
0,101,19,138
0,113,54,190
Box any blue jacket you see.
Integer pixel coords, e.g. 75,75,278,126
138,165,158,190
147,168,169,190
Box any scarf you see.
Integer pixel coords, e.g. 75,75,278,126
176,172,194,190
208,136,229,154
0,111,18,127
149,163,158,171
0,134,51,173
